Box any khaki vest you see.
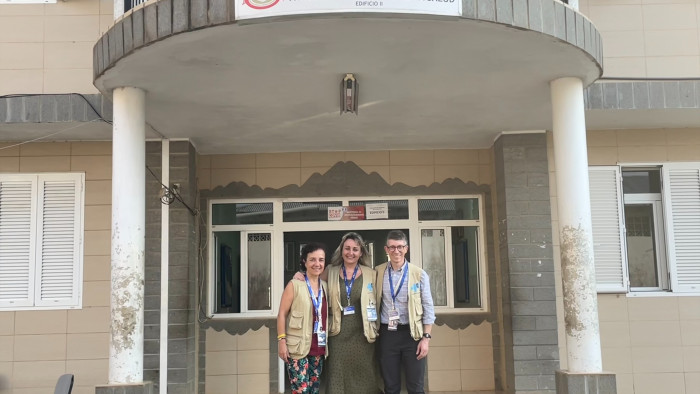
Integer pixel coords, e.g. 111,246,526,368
327,265,378,343
375,262,425,341
285,279,329,359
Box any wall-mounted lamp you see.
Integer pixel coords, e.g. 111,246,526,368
340,73,358,115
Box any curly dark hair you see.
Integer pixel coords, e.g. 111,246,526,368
299,242,326,272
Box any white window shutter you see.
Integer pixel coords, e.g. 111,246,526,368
589,166,628,293
663,164,700,293
0,176,38,308
34,174,84,308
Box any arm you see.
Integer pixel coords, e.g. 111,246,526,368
416,270,435,360
277,282,295,362
416,323,432,360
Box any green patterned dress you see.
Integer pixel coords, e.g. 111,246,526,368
325,274,380,393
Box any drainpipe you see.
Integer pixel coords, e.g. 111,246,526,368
160,139,170,392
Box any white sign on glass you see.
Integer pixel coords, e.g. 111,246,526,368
366,203,389,220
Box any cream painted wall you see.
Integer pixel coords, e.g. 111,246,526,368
203,319,496,393
579,0,700,78
548,128,700,394
428,323,496,392
205,327,270,394
199,149,493,190
0,0,112,95
0,141,112,394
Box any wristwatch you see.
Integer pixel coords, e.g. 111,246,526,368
422,333,432,339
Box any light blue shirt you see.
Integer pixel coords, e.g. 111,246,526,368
380,260,436,325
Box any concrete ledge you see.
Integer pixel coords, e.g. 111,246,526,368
95,382,154,394
555,370,616,394
585,80,700,110
93,0,602,82
0,94,112,124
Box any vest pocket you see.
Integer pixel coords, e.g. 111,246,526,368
286,335,302,356
412,301,423,325
288,310,304,330
414,300,423,315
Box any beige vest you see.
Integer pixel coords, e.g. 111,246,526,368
375,262,425,341
327,264,378,343
285,279,329,359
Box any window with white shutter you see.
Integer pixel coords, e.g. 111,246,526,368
591,163,700,294
663,164,700,293
0,173,84,310
589,167,628,293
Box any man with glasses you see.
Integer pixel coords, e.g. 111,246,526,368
375,230,435,394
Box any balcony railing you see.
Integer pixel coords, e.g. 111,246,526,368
125,0,147,13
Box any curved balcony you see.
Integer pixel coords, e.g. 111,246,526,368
93,0,602,154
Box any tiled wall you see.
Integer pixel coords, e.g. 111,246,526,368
548,128,700,394
0,0,112,95
1,0,696,95
598,295,700,394
428,322,496,392
0,141,112,394
202,324,495,393
198,149,493,189
204,327,270,394
579,0,700,78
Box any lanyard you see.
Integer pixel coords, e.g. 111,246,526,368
342,263,359,306
389,263,408,309
304,274,323,322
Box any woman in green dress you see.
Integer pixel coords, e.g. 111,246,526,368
324,232,380,393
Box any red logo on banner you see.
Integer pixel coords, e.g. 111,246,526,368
328,206,366,221
244,0,280,9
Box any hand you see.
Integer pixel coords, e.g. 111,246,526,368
278,340,290,362
416,337,430,360
292,272,305,281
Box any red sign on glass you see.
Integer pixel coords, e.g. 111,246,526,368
328,206,366,221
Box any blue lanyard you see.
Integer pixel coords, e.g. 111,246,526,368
342,264,359,306
304,274,323,321
389,263,408,308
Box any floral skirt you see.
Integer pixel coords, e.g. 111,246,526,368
286,355,324,394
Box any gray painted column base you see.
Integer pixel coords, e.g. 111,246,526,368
555,370,616,394
95,382,154,394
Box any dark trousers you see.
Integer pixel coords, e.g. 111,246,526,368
378,324,426,394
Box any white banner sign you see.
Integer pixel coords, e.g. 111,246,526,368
236,0,461,20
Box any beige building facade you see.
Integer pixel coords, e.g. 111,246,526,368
1,0,700,393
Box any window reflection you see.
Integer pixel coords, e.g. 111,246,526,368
212,203,273,225
421,229,447,306
283,201,342,222
625,205,659,288
418,198,479,220
247,233,272,311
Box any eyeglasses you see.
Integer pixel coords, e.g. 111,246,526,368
386,245,407,252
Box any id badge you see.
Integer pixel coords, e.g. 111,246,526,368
317,331,327,347
367,305,377,322
388,309,399,331
343,306,355,315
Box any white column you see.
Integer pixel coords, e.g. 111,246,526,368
110,87,146,384
550,77,603,373
114,0,125,19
